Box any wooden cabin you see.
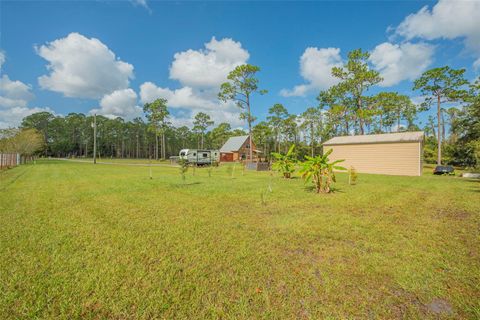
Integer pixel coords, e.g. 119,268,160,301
220,135,260,162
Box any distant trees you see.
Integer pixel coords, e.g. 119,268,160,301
369,92,417,132
300,107,323,157
219,64,267,160
448,79,480,167
252,121,272,156
413,66,469,165
21,111,55,155
327,49,383,135
267,103,289,152
143,98,170,160
17,111,246,160
317,48,423,139
193,112,214,149
0,128,44,157
209,123,232,149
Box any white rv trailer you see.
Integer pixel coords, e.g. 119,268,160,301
179,149,220,165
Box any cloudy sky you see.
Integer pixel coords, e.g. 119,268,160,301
1,0,479,128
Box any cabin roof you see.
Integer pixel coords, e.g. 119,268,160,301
220,135,250,152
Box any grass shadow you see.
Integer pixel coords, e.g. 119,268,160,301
465,179,480,183
302,185,345,194
169,182,203,188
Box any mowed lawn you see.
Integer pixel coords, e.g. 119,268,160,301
1,160,479,319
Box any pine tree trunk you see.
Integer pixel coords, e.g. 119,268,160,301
358,96,364,135
437,94,442,165
310,123,314,157
441,111,446,143
155,134,159,160
162,133,166,159
247,94,253,161
136,133,139,158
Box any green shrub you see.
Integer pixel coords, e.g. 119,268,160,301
348,166,358,185
299,149,346,193
178,159,189,182
271,144,296,178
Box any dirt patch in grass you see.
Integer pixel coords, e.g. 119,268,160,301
435,208,471,220
390,288,424,318
424,298,454,317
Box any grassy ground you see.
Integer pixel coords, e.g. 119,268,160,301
1,160,479,319
57,157,172,165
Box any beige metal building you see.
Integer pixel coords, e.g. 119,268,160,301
323,131,424,176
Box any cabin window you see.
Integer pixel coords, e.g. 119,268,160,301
193,153,196,156
180,152,185,156
203,153,208,158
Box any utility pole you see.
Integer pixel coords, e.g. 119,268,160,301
92,113,97,164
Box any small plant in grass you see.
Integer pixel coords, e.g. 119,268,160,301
348,166,358,185
260,174,274,206
207,162,218,178
207,165,213,178
226,164,234,178
271,144,297,178
260,190,267,206
178,159,189,183
299,149,346,193
149,156,153,179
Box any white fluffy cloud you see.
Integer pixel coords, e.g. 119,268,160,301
0,51,5,70
0,106,54,129
91,88,142,119
36,32,134,99
139,81,243,127
169,109,245,128
169,37,249,88
370,42,435,87
140,82,217,109
140,37,250,127
280,47,342,97
0,75,35,108
0,51,51,128
394,0,480,67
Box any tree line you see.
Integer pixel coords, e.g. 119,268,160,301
13,48,480,168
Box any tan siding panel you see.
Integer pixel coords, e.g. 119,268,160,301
325,142,421,176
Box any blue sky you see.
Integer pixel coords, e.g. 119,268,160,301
1,0,479,129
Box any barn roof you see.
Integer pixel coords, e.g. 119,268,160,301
323,131,424,146
220,135,250,152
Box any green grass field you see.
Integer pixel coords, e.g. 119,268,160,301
1,160,479,319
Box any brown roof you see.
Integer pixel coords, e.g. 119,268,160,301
323,131,424,146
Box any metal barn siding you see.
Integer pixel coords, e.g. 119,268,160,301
323,132,424,177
